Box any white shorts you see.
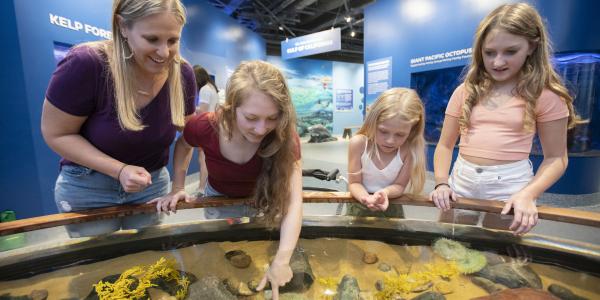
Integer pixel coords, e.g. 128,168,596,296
449,155,534,201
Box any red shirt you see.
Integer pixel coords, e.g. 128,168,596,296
184,112,300,197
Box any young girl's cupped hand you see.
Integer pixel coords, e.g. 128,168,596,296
360,190,389,211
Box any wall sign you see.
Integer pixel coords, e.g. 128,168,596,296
281,28,341,60
367,57,392,95
335,89,353,111
49,13,112,39
410,48,472,68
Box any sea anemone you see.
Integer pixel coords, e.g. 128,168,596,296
432,238,467,261
456,250,487,274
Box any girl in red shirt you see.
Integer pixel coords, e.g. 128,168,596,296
151,60,302,299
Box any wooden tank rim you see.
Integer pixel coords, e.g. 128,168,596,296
1,192,599,237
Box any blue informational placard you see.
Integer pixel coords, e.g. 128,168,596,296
281,28,341,60
366,57,392,106
335,89,353,111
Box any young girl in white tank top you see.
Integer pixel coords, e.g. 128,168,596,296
360,140,404,193
347,88,427,217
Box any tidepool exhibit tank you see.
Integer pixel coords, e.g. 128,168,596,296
0,193,598,299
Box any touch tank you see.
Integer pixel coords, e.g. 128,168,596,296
0,193,599,299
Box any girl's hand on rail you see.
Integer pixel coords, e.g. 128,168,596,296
502,190,538,235
148,190,192,214
429,185,457,211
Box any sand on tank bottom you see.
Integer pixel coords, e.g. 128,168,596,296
0,238,598,299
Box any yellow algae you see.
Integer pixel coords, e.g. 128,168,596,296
317,276,340,290
375,261,459,299
424,261,460,279
317,277,340,300
94,257,190,300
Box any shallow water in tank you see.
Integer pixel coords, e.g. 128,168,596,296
0,237,598,299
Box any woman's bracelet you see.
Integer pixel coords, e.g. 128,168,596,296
171,185,185,192
434,183,450,190
117,164,128,181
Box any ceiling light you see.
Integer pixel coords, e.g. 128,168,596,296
345,16,352,23
278,26,283,31
351,31,356,37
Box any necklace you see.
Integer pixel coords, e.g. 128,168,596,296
137,90,151,96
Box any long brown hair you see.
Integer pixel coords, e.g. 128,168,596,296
217,60,298,224
193,65,218,93
356,88,426,194
461,2,578,133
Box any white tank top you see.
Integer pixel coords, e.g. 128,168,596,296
360,141,404,193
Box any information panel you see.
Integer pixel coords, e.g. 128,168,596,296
335,89,353,111
281,28,341,60
366,57,392,105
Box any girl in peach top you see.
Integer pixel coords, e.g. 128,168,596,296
429,3,579,235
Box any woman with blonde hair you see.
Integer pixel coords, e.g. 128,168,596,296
152,60,302,298
41,0,197,237
347,88,427,217
430,3,578,235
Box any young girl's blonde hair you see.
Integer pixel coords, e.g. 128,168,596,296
80,0,187,131
217,60,298,224
462,2,578,133
356,88,426,194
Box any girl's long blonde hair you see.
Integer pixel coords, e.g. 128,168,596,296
462,2,578,133
217,60,298,224
356,88,426,194
81,0,187,131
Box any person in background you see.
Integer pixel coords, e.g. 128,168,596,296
151,60,302,299
429,3,579,235
41,0,196,237
193,65,219,195
347,88,427,217
194,65,219,112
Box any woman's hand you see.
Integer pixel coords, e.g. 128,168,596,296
256,260,293,300
501,190,538,235
429,184,457,211
148,190,193,214
118,165,152,193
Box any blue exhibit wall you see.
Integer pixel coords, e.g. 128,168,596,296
0,1,42,218
364,0,600,194
181,0,266,91
1,0,265,218
332,61,365,135
7,0,114,219
267,56,364,135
